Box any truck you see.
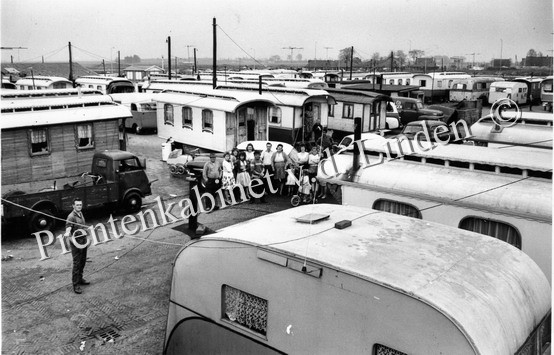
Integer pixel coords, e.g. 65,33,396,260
393,96,444,124
2,150,153,233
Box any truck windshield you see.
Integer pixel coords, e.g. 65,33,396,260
416,102,424,109
119,158,141,172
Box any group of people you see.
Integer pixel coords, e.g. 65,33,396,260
202,139,333,208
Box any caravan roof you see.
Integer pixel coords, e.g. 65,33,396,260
187,203,550,355
0,95,131,129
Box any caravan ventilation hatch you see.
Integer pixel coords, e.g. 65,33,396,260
295,213,330,224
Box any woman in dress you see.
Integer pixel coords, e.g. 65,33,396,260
235,152,251,199
271,144,290,195
296,144,309,169
221,152,236,204
244,143,255,164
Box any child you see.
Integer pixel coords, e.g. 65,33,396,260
300,169,312,203
236,152,251,199
285,166,297,196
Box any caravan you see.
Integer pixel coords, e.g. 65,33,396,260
488,81,528,104
164,204,551,355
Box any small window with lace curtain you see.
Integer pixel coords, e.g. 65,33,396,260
459,216,521,249
269,107,281,124
29,128,50,155
164,104,174,126
182,106,193,129
202,109,213,133
372,199,422,219
222,285,267,336
76,123,94,149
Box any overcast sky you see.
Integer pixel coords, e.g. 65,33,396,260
1,0,552,64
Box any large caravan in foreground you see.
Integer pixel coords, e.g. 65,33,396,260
165,204,551,355
319,136,552,282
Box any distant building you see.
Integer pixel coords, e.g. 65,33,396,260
490,59,512,68
450,56,466,70
123,65,164,82
522,56,553,67
412,57,438,71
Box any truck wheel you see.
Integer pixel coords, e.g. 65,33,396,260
28,208,56,233
135,125,142,135
123,192,142,213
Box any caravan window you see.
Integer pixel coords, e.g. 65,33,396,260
419,80,427,87
328,104,335,117
222,285,267,336
342,104,354,119
269,107,282,124
459,217,521,249
406,79,411,85
76,123,94,149
29,128,50,155
372,199,422,219
202,109,213,133
182,107,193,130
398,79,403,85
164,104,174,126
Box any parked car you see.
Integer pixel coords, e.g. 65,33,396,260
393,120,461,143
393,97,444,124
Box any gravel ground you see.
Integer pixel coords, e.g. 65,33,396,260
1,132,338,354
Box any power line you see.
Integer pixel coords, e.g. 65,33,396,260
217,24,266,68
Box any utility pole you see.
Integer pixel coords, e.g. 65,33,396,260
282,46,303,67
118,50,121,76
102,59,106,74
193,48,197,75
68,41,74,84
213,17,217,89
390,51,394,72
349,46,354,80
167,36,172,80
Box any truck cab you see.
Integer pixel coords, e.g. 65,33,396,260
2,150,152,233
394,97,444,124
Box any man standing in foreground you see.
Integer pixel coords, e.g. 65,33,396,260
64,198,90,294
202,152,222,211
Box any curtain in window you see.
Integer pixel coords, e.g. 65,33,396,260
459,217,521,249
77,124,92,138
202,110,213,129
164,104,174,125
182,107,193,128
373,199,422,219
31,129,47,143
